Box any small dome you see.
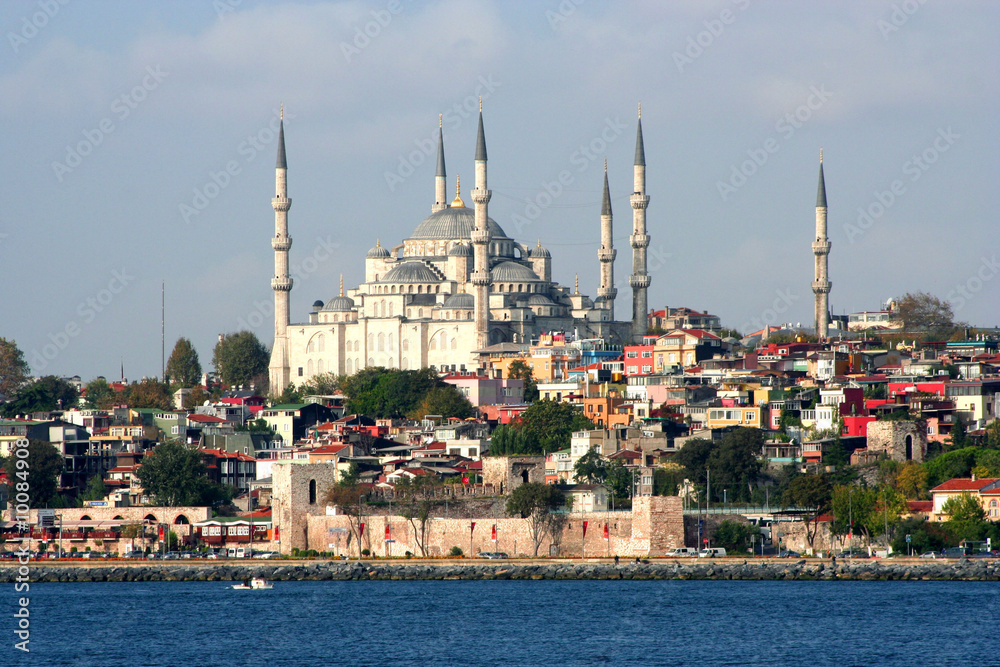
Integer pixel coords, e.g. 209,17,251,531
491,261,538,283
528,242,551,258
367,241,390,259
311,300,325,310
443,293,475,309
323,295,355,312
448,243,472,257
381,261,440,283
528,294,553,305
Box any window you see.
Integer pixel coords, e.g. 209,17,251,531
626,351,638,358
642,365,652,373
297,367,303,377
642,351,652,358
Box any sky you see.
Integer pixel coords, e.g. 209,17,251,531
1,0,997,382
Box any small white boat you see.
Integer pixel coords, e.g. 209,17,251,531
231,578,273,590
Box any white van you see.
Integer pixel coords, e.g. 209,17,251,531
665,547,699,557
698,547,727,558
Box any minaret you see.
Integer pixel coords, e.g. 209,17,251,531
432,114,448,213
629,104,650,341
470,99,492,351
597,159,617,317
268,106,293,393
812,149,831,340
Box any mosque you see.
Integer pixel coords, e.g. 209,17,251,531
268,106,652,393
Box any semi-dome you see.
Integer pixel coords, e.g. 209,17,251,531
447,243,472,256
527,294,553,305
409,207,509,241
322,295,355,311
367,241,390,258
491,261,538,282
443,293,475,309
381,261,440,283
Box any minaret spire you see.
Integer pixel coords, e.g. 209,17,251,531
812,150,831,340
268,109,293,393
471,106,493,352
629,106,650,341
598,160,616,317
432,114,448,212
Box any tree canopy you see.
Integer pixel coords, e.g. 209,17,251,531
674,429,765,503
0,337,29,400
213,331,269,390
126,378,174,411
507,359,539,403
84,378,118,409
505,482,566,556
0,376,79,417
166,337,202,387
409,385,475,420
894,292,958,338
341,367,440,418
3,440,63,507
491,400,593,455
135,442,231,506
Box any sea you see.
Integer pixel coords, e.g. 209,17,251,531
13,580,999,666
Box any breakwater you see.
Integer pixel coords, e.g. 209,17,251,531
4,558,999,582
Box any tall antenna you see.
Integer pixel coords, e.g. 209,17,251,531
161,281,165,381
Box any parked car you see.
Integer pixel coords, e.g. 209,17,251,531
162,552,182,560
777,550,801,559
123,551,145,559
252,551,279,559
835,549,869,559
477,552,509,559
665,548,700,557
919,551,938,559
942,547,971,558
698,548,727,558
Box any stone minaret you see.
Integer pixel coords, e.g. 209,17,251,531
432,114,448,213
629,105,650,341
268,107,293,393
597,160,617,317
812,150,831,340
471,102,492,351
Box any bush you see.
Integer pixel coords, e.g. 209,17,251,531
291,547,300,558
361,548,370,556
449,546,464,557
405,551,413,558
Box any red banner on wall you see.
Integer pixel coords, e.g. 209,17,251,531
582,521,588,538
470,522,476,534
603,523,609,541
491,524,497,541
359,522,366,538
385,525,390,540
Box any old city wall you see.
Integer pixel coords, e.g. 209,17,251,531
866,420,926,463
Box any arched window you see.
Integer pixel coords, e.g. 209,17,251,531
378,333,385,352
401,357,408,370
905,434,913,460
430,336,438,351
367,333,374,350
309,480,317,505
418,285,424,293
451,337,457,350
439,331,447,349
346,358,352,374
80,515,92,521
418,308,423,318
333,314,339,322
307,338,315,353
307,359,314,375
354,341,360,352
402,340,409,352
391,285,397,294
174,515,189,525
317,359,325,374
388,302,394,317
408,285,414,293
388,333,394,350
143,514,158,524
317,334,325,352
367,357,375,367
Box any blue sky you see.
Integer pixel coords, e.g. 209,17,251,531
1,0,997,381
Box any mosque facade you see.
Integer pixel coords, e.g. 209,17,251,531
268,108,651,393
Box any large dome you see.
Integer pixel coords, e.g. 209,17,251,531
443,293,475,309
323,295,355,312
409,207,509,241
491,261,538,282
381,261,441,283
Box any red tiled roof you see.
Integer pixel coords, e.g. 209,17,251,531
906,500,933,512
187,414,226,423
929,478,998,493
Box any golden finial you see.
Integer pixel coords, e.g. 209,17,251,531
820,148,823,163
479,96,482,112
537,239,542,248
575,274,579,294
280,103,283,120
376,238,381,248
604,158,607,173
451,175,465,208
339,274,344,297
439,113,443,128
638,102,641,119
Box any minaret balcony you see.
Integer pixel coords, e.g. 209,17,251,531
471,270,490,286
812,240,831,255
811,280,831,294
272,197,291,211
470,230,490,244
472,190,492,205
271,276,294,291
630,194,650,209
629,234,650,249
271,237,293,251
629,274,651,289
598,287,618,300
598,248,617,262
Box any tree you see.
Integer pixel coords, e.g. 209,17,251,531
947,415,967,448
505,482,565,556
674,437,713,490
705,428,765,503
924,447,976,488
409,385,475,420
712,520,758,553
182,385,209,410
135,442,230,506
0,376,79,417
79,473,107,503
894,292,957,338
894,462,928,499
166,337,202,387
301,371,341,396
273,382,304,405
891,516,950,556
326,481,366,558
397,476,438,557
213,331,270,389
515,400,593,454
604,460,636,503
653,463,685,496
4,440,63,507
942,492,987,543
782,474,832,552
573,448,607,484
0,337,29,400
84,378,118,409
507,359,539,403
340,367,440,418
126,378,173,411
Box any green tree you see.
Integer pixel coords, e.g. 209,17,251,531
409,385,475,420
782,474,832,552
604,460,636,503
0,337,30,400
674,437,713,490
126,378,173,411
924,447,977,488
573,448,607,483
273,382,304,405
505,482,566,556
891,516,951,555
213,331,270,390
0,376,79,417
341,367,440,418
166,337,202,387
942,492,988,543
84,378,118,409
135,441,230,506
894,292,957,338
516,400,593,454
79,473,107,503
301,371,341,396
705,428,765,503
182,385,210,410
653,463,685,496
3,440,63,507
488,423,532,456
507,359,539,403
712,519,758,553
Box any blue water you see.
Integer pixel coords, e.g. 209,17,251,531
11,580,999,666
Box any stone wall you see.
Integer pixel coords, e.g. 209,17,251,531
272,462,339,554
481,456,546,495
866,420,926,463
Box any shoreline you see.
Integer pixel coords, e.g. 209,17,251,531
4,558,998,582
